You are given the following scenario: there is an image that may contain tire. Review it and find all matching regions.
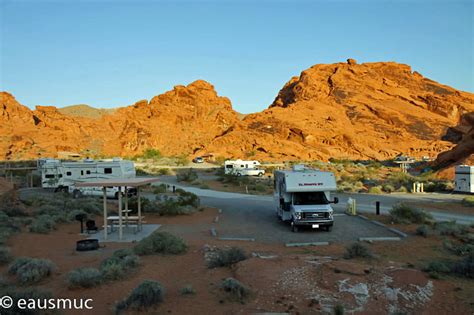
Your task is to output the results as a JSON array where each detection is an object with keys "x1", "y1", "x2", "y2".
[
  {"x1": 291, "y1": 221, "x2": 298, "y2": 233},
  {"x1": 73, "y1": 189, "x2": 82, "y2": 199},
  {"x1": 258, "y1": 172, "x2": 263, "y2": 177},
  {"x1": 236, "y1": 173, "x2": 242, "y2": 177}
]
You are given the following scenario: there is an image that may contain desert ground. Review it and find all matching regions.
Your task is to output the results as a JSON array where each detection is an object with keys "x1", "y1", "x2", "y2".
[{"x1": 0, "y1": 165, "x2": 473, "y2": 315}]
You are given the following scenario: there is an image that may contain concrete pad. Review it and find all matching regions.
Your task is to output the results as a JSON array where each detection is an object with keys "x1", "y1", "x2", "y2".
[
  {"x1": 359, "y1": 237, "x2": 401, "y2": 242},
  {"x1": 89, "y1": 224, "x2": 161, "y2": 243},
  {"x1": 218, "y1": 237, "x2": 255, "y2": 242}
]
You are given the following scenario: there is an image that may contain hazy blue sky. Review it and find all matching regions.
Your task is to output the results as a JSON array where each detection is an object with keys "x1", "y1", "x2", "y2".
[{"x1": 1, "y1": 0, "x2": 472, "y2": 113}]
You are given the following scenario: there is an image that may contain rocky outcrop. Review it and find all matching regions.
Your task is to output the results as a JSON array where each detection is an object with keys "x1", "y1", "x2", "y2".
[{"x1": 1, "y1": 61, "x2": 473, "y2": 164}]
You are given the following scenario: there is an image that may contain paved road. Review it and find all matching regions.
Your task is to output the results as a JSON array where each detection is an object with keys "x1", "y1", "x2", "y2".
[{"x1": 157, "y1": 177, "x2": 474, "y2": 226}]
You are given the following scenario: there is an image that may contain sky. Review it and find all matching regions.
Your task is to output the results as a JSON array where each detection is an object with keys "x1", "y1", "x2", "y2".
[{"x1": 0, "y1": 0, "x2": 472, "y2": 113}]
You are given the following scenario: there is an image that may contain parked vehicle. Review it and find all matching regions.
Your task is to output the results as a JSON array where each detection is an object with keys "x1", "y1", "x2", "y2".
[
  {"x1": 40, "y1": 158, "x2": 136, "y2": 198},
  {"x1": 224, "y1": 159, "x2": 262, "y2": 175},
  {"x1": 455, "y1": 165, "x2": 474, "y2": 193},
  {"x1": 234, "y1": 168, "x2": 265, "y2": 177},
  {"x1": 193, "y1": 156, "x2": 204, "y2": 163},
  {"x1": 274, "y1": 165, "x2": 338, "y2": 232}
]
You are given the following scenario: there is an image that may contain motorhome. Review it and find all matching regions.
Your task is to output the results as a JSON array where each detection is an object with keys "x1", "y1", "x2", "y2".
[
  {"x1": 455, "y1": 165, "x2": 473, "y2": 193},
  {"x1": 274, "y1": 165, "x2": 338, "y2": 232},
  {"x1": 224, "y1": 159, "x2": 264, "y2": 176},
  {"x1": 40, "y1": 158, "x2": 136, "y2": 198}
]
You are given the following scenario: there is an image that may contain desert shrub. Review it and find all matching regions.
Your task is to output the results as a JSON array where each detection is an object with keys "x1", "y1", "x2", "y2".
[
  {"x1": 252, "y1": 184, "x2": 267, "y2": 193},
  {"x1": 180, "y1": 284, "x2": 196, "y2": 295},
  {"x1": 8, "y1": 257, "x2": 56, "y2": 284},
  {"x1": 100, "y1": 249, "x2": 140, "y2": 281},
  {"x1": 29, "y1": 215, "x2": 57, "y2": 234},
  {"x1": 176, "y1": 190, "x2": 200, "y2": 208},
  {"x1": 67, "y1": 267, "x2": 102, "y2": 289},
  {"x1": 451, "y1": 253, "x2": 474, "y2": 278},
  {"x1": 382, "y1": 184, "x2": 395, "y2": 193},
  {"x1": 462, "y1": 196, "x2": 474, "y2": 207},
  {"x1": 220, "y1": 278, "x2": 252, "y2": 303},
  {"x1": 0, "y1": 211, "x2": 21, "y2": 244},
  {"x1": 153, "y1": 184, "x2": 168, "y2": 194},
  {"x1": 396, "y1": 186, "x2": 408, "y2": 193},
  {"x1": 141, "y1": 148, "x2": 162, "y2": 160},
  {"x1": 176, "y1": 169, "x2": 198, "y2": 182},
  {"x1": 127, "y1": 196, "x2": 154, "y2": 213},
  {"x1": 157, "y1": 168, "x2": 171, "y2": 175},
  {"x1": 416, "y1": 225, "x2": 429, "y2": 237},
  {"x1": 0, "y1": 246, "x2": 12, "y2": 265},
  {"x1": 434, "y1": 221, "x2": 468, "y2": 238},
  {"x1": 208, "y1": 247, "x2": 247, "y2": 269},
  {"x1": 343, "y1": 242, "x2": 373, "y2": 259},
  {"x1": 134, "y1": 231, "x2": 187, "y2": 255},
  {"x1": 115, "y1": 280, "x2": 164, "y2": 313},
  {"x1": 386, "y1": 172, "x2": 416, "y2": 189},
  {"x1": 389, "y1": 203, "x2": 432, "y2": 224},
  {"x1": 368, "y1": 186, "x2": 383, "y2": 194},
  {"x1": 334, "y1": 303, "x2": 345, "y2": 315},
  {"x1": 199, "y1": 184, "x2": 210, "y2": 189},
  {"x1": 443, "y1": 240, "x2": 474, "y2": 256}
]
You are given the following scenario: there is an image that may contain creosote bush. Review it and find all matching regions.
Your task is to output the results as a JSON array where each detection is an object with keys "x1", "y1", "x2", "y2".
[
  {"x1": 176, "y1": 169, "x2": 198, "y2": 183},
  {"x1": 220, "y1": 278, "x2": 252, "y2": 303},
  {"x1": 416, "y1": 225, "x2": 429, "y2": 237},
  {"x1": 368, "y1": 186, "x2": 383, "y2": 194},
  {"x1": 100, "y1": 248, "x2": 140, "y2": 281},
  {"x1": 343, "y1": 242, "x2": 373, "y2": 259},
  {"x1": 115, "y1": 280, "x2": 164, "y2": 313},
  {"x1": 462, "y1": 196, "x2": 474, "y2": 207},
  {"x1": 180, "y1": 284, "x2": 196, "y2": 295},
  {"x1": 0, "y1": 246, "x2": 12, "y2": 265},
  {"x1": 8, "y1": 257, "x2": 56, "y2": 284},
  {"x1": 389, "y1": 203, "x2": 432, "y2": 224},
  {"x1": 134, "y1": 231, "x2": 187, "y2": 256},
  {"x1": 207, "y1": 247, "x2": 247, "y2": 268},
  {"x1": 67, "y1": 267, "x2": 102, "y2": 289}
]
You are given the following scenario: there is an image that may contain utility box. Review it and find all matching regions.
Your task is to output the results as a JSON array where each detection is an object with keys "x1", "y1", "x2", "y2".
[{"x1": 455, "y1": 165, "x2": 474, "y2": 193}]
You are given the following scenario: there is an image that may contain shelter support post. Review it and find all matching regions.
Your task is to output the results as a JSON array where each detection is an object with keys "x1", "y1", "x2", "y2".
[
  {"x1": 118, "y1": 186, "x2": 123, "y2": 240},
  {"x1": 103, "y1": 186, "x2": 107, "y2": 240}
]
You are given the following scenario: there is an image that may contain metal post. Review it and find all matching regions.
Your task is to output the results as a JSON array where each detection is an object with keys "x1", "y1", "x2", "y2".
[
  {"x1": 172, "y1": 185, "x2": 176, "y2": 193},
  {"x1": 376, "y1": 201, "x2": 380, "y2": 215},
  {"x1": 124, "y1": 187, "x2": 129, "y2": 228},
  {"x1": 137, "y1": 187, "x2": 141, "y2": 231},
  {"x1": 103, "y1": 187, "x2": 107, "y2": 240},
  {"x1": 118, "y1": 186, "x2": 123, "y2": 240}
]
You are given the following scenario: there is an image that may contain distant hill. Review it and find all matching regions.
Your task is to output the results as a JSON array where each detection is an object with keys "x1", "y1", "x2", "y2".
[{"x1": 58, "y1": 104, "x2": 116, "y2": 119}]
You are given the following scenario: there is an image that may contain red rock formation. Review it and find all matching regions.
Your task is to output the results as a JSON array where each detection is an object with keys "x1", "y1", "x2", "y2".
[{"x1": 1, "y1": 61, "x2": 473, "y2": 164}]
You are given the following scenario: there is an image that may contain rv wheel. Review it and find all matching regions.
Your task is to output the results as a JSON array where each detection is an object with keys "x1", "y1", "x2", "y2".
[
  {"x1": 236, "y1": 173, "x2": 242, "y2": 177},
  {"x1": 291, "y1": 221, "x2": 298, "y2": 233},
  {"x1": 72, "y1": 189, "x2": 82, "y2": 199},
  {"x1": 258, "y1": 172, "x2": 263, "y2": 177}
]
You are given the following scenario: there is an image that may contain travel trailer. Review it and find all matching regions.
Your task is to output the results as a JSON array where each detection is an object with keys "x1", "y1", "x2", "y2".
[
  {"x1": 40, "y1": 158, "x2": 136, "y2": 198},
  {"x1": 274, "y1": 165, "x2": 338, "y2": 232},
  {"x1": 455, "y1": 165, "x2": 473, "y2": 193},
  {"x1": 224, "y1": 159, "x2": 264, "y2": 176}
]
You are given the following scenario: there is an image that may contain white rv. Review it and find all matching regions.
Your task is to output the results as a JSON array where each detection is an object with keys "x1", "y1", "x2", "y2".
[
  {"x1": 274, "y1": 165, "x2": 338, "y2": 232},
  {"x1": 224, "y1": 159, "x2": 264, "y2": 176},
  {"x1": 40, "y1": 158, "x2": 136, "y2": 198},
  {"x1": 455, "y1": 165, "x2": 473, "y2": 193}
]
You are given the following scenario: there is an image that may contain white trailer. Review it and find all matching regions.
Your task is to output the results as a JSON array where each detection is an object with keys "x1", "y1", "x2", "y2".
[
  {"x1": 224, "y1": 159, "x2": 264, "y2": 176},
  {"x1": 455, "y1": 165, "x2": 474, "y2": 193},
  {"x1": 274, "y1": 165, "x2": 338, "y2": 232},
  {"x1": 40, "y1": 158, "x2": 136, "y2": 198}
]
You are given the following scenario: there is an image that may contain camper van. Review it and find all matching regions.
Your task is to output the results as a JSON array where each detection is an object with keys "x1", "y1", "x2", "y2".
[
  {"x1": 274, "y1": 165, "x2": 338, "y2": 232},
  {"x1": 224, "y1": 159, "x2": 265, "y2": 176},
  {"x1": 455, "y1": 165, "x2": 474, "y2": 193},
  {"x1": 40, "y1": 158, "x2": 136, "y2": 198}
]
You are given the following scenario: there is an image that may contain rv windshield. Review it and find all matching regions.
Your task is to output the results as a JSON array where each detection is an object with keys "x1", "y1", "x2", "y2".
[{"x1": 293, "y1": 192, "x2": 329, "y2": 205}]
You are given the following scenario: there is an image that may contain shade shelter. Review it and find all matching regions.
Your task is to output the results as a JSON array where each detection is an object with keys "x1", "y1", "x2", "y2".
[{"x1": 75, "y1": 177, "x2": 160, "y2": 240}]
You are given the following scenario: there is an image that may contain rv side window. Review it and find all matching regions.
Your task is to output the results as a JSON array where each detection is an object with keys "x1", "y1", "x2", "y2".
[
  {"x1": 66, "y1": 172, "x2": 72, "y2": 176},
  {"x1": 241, "y1": 165, "x2": 244, "y2": 168},
  {"x1": 104, "y1": 168, "x2": 113, "y2": 174},
  {"x1": 45, "y1": 174, "x2": 55, "y2": 179},
  {"x1": 226, "y1": 165, "x2": 233, "y2": 169},
  {"x1": 81, "y1": 170, "x2": 84, "y2": 176},
  {"x1": 86, "y1": 170, "x2": 91, "y2": 175},
  {"x1": 59, "y1": 174, "x2": 63, "y2": 178}
]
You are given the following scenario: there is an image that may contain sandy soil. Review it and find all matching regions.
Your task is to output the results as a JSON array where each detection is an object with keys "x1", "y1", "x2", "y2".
[{"x1": 1, "y1": 204, "x2": 473, "y2": 315}]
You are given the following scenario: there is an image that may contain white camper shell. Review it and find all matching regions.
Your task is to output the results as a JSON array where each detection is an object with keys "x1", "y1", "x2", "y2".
[
  {"x1": 224, "y1": 159, "x2": 265, "y2": 177},
  {"x1": 40, "y1": 158, "x2": 136, "y2": 198},
  {"x1": 274, "y1": 165, "x2": 338, "y2": 232},
  {"x1": 455, "y1": 165, "x2": 474, "y2": 193}
]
